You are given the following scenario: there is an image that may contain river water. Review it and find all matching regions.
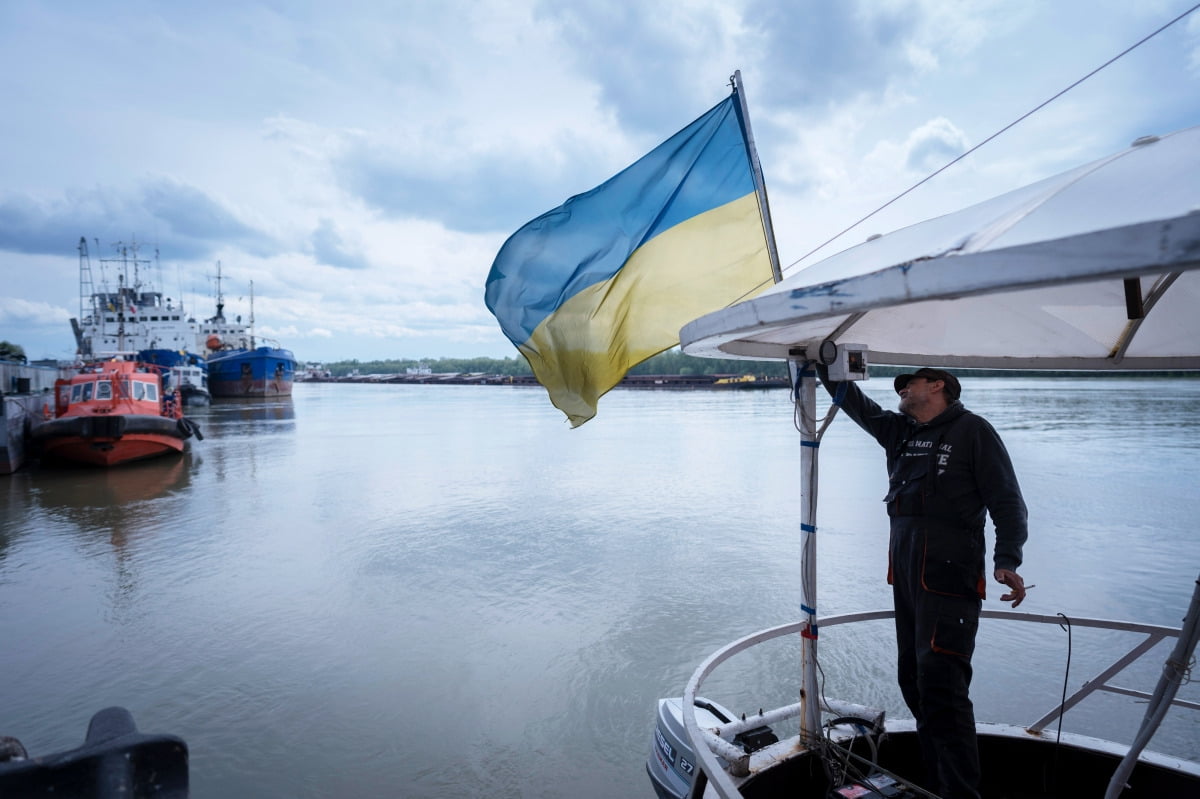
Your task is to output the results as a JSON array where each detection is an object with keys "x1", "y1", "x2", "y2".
[{"x1": 1, "y1": 377, "x2": 1198, "y2": 797}]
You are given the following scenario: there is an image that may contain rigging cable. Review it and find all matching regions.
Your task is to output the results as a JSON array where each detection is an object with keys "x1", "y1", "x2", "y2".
[
  {"x1": 1049, "y1": 612, "x2": 1073, "y2": 795},
  {"x1": 774, "y1": 2, "x2": 1200, "y2": 282},
  {"x1": 1055, "y1": 613, "x2": 1072, "y2": 747},
  {"x1": 792, "y1": 362, "x2": 840, "y2": 438}
]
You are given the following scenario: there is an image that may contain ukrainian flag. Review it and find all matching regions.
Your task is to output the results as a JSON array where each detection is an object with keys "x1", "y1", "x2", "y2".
[{"x1": 485, "y1": 91, "x2": 774, "y2": 427}]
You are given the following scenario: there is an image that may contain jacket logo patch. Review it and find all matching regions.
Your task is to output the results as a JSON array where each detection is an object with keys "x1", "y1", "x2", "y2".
[{"x1": 937, "y1": 443, "x2": 952, "y2": 474}]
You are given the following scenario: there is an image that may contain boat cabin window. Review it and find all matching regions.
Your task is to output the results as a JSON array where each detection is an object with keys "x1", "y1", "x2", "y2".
[
  {"x1": 128, "y1": 380, "x2": 158, "y2": 402},
  {"x1": 81, "y1": 382, "x2": 94, "y2": 402},
  {"x1": 71, "y1": 383, "x2": 83, "y2": 403},
  {"x1": 96, "y1": 380, "x2": 113, "y2": 400}
]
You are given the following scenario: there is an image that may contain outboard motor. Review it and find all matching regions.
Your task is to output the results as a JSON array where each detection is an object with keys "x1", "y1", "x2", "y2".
[{"x1": 647, "y1": 697, "x2": 777, "y2": 799}]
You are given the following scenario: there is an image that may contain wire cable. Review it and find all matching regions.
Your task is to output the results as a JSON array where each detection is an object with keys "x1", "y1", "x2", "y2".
[
  {"x1": 1055, "y1": 613, "x2": 1072, "y2": 747},
  {"x1": 1049, "y1": 612, "x2": 1073, "y2": 795},
  {"x1": 825, "y1": 741, "x2": 944, "y2": 799}
]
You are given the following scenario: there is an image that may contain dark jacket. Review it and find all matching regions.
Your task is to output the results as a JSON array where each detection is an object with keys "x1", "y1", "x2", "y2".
[{"x1": 817, "y1": 367, "x2": 1028, "y2": 587}]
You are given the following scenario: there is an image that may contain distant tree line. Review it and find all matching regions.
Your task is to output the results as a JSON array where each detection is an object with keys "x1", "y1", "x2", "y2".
[
  {"x1": 315, "y1": 350, "x2": 1195, "y2": 381},
  {"x1": 318, "y1": 348, "x2": 791, "y2": 378},
  {"x1": 0, "y1": 340, "x2": 27, "y2": 363}
]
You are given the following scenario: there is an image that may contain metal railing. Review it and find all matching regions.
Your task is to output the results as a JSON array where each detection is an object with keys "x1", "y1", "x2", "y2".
[{"x1": 682, "y1": 609, "x2": 1194, "y2": 799}]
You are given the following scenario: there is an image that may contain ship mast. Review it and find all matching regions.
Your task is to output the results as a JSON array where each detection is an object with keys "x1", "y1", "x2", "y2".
[
  {"x1": 74, "y1": 237, "x2": 96, "y2": 358},
  {"x1": 78, "y1": 238, "x2": 94, "y2": 325},
  {"x1": 91, "y1": 240, "x2": 149, "y2": 359},
  {"x1": 97, "y1": 240, "x2": 150, "y2": 355},
  {"x1": 212, "y1": 261, "x2": 225, "y2": 323},
  {"x1": 249, "y1": 280, "x2": 256, "y2": 348},
  {"x1": 116, "y1": 273, "x2": 127, "y2": 354}
]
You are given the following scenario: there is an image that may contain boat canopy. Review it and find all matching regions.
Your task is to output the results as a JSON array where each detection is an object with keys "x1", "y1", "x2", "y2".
[{"x1": 681, "y1": 125, "x2": 1200, "y2": 371}]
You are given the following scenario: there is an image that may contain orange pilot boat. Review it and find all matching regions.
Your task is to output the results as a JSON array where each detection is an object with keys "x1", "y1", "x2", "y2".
[{"x1": 34, "y1": 358, "x2": 203, "y2": 467}]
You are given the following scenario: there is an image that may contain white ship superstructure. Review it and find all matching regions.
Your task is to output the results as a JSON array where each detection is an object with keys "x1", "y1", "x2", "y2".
[{"x1": 70, "y1": 237, "x2": 197, "y2": 358}]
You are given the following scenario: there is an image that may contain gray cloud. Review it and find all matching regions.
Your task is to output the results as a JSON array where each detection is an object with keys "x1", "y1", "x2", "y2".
[
  {"x1": 140, "y1": 178, "x2": 279, "y2": 258},
  {"x1": 0, "y1": 178, "x2": 278, "y2": 261},
  {"x1": 534, "y1": 0, "x2": 728, "y2": 135},
  {"x1": 310, "y1": 218, "x2": 370, "y2": 270},
  {"x1": 747, "y1": 0, "x2": 921, "y2": 108},
  {"x1": 333, "y1": 134, "x2": 606, "y2": 233}
]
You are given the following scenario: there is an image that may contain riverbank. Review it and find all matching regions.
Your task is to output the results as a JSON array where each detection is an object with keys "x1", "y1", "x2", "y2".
[
  {"x1": 300, "y1": 372, "x2": 792, "y2": 389},
  {"x1": 298, "y1": 367, "x2": 1199, "y2": 389}
]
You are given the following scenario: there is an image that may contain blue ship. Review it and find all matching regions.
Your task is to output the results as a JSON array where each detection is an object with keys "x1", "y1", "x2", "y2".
[
  {"x1": 205, "y1": 346, "x2": 295, "y2": 397},
  {"x1": 198, "y1": 263, "x2": 296, "y2": 397}
]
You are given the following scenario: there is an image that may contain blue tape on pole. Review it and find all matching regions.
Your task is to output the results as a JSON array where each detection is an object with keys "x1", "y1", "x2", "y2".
[
  {"x1": 801, "y1": 440, "x2": 819, "y2": 448},
  {"x1": 801, "y1": 604, "x2": 816, "y2": 615},
  {"x1": 801, "y1": 523, "x2": 816, "y2": 533}
]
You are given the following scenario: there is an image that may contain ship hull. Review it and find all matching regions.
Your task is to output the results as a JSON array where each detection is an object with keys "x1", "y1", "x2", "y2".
[
  {"x1": 207, "y1": 347, "x2": 296, "y2": 397},
  {"x1": 34, "y1": 414, "x2": 188, "y2": 467}
]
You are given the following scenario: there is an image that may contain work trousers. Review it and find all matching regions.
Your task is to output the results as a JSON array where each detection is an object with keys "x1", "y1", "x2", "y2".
[{"x1": 890, "y1": 521, "x2": 983, "y2": 799}]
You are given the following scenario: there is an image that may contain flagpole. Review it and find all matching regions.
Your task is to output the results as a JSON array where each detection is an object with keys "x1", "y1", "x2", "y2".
[
  {"x1": 731, "y1": 70, "x2": 783, "y2": 284},
  {"x1": 733, "y1": 70, "x2": 820, "y2": 745},
  {"x1": 735, "y1": 65, "x2": 824, "y2": 749}
]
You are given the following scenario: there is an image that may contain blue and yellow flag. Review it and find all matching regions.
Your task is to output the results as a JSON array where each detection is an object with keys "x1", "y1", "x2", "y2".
[{"x1": 485, "y1": 91, "x2": 773, "y2": 427}]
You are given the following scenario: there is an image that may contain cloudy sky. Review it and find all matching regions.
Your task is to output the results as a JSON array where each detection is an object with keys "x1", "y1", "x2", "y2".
[{"x1": 2, "y1": 1, "x2": 1198, "y2": 364}]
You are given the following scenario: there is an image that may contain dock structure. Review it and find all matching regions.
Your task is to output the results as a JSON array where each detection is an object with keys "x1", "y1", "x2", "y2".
[
  {"x1": 1, "y1": 360, "x2": 73, "y2": 474},
  {"x1": 0, "y1": 395, "x2": 50, "y2": 474}
]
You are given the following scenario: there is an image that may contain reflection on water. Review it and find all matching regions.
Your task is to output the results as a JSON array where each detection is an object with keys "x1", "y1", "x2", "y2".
[
  {"x1": 3, "y1": 454, "x2": 192, "y2": 554},
  {"x1": 35, "y1": 454, "x2": 191, "y2": 513},
  {"x1": 187, "y1": 396, "x2": 296, "y2": 483},
  {"x1": 203, "y1": 396, "x2": 296, "y2": 428},
  {"x1": 0, "y1": 379, "x2": 1196, "y2": 798},
  {"x1": 19, "y1": 454, "x2": 197, "y2": 628}
]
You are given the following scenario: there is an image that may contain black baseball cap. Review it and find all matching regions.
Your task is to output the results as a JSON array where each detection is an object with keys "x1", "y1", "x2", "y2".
[{"x1": 894, "y1": 367, "x2": 961, "y2": 401}]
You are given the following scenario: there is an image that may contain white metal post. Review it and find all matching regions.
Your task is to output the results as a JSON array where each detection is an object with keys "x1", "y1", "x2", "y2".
[{"x1": 793, "y1": 361, "x2": 822, "y2": 744}]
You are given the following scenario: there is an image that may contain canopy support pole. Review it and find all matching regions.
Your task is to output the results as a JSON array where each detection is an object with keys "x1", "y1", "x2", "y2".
[
  {"x1": 791, "y1": 358, "x2": 822, "y2": 744},
  {"x1": 1110, "y1": 271, "x2": 1182, "y2": 364},
  {"x1": 1103, "y1": 573, "x2": 1200, "y2": 799}
]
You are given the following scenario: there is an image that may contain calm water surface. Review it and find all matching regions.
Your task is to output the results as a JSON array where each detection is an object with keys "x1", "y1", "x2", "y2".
[{"x1": 2, "y1": 378, "x2": 1198, "y2": 797}]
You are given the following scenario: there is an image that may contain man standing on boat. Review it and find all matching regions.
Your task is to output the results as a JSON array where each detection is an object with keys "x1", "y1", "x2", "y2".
[{"x1": 816, "y1": 364, "x2": 1028, "y2": 799}]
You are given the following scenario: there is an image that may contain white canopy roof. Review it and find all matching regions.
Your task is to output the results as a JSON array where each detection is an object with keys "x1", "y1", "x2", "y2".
[{"x1": 681, "y1": 126, "x2": 1200, "y2": 371}]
